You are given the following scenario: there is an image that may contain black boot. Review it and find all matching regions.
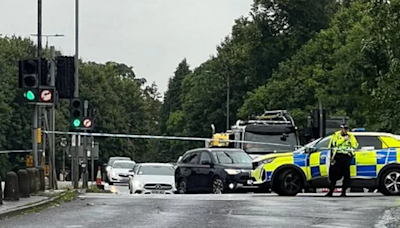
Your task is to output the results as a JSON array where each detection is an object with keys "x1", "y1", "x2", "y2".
[{"x1": 340, "y1": 189, "x2": 347, "y2": 197}]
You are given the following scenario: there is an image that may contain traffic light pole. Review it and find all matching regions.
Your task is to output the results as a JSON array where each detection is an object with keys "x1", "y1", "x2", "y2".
[
  {"x1": 32, "y1": 0, "x2": 43, "y2": 168},
  {"x1": 73, "y1": 0, "x2": 80, "y2": 190},
  {"x1": 49, "y1": 46, "x2": 57, "y2": 189},
  {"x1": 82, "y1": 100, "x2": 88, "y2": 189}
]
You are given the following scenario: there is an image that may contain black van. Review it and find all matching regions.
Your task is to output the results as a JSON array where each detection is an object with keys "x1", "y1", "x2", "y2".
[{"x1": 175, "y1": 148, "x2": 254, "y2": 194}]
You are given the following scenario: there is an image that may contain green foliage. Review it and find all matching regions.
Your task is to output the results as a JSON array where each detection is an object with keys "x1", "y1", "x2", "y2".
[
  {"x1": 159, "y1": 0, "x2": 339, "y2": 142},
  {"x1": 241, "y1": 0, "x2": 400, "y2": 133},
  {"x1": 0, "y1": 36, "x2": 162, "y2": 177}
]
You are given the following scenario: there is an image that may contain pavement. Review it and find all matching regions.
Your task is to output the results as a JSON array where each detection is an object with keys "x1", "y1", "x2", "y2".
[
  {"x1": 1, "y1": 184, "x2": 400, "y2": 228},
  {"x1": 0, "y1": 180, "x2": 73, "y2": 220}
]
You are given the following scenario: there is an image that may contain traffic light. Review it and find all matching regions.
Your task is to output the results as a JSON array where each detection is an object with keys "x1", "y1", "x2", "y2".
[
  {"x1": 70, "y1": 98, "x2": 83, "y2": 129},
  {"x1": 310, "y1": 109, "x2": 326, "y2": 138},
  {"x1": 19, "y1": 58, "x2": 50, "y2": 104},
  {"x1": 19, "y1": 59, "x2": 39, "y2": 89},
  {"x1": 56, "y1": 56, "x2": 75, "y2": 99},
  {"x1": 18, "y1": 58, "x2": 48, "y2": 88},
  {"x1": 21, "y1": 87, "x2": 55, "y2": 104}
]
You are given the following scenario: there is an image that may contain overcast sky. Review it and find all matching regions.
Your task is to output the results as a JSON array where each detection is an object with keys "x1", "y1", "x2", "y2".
[{"x1": 0, "y1": 0, "x2": 252, "y2": 94}]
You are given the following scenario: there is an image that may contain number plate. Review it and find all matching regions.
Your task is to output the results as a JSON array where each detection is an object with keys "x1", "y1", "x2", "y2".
[{"x1": 151, "y1": 190, "x2": 165, "y2": 194}]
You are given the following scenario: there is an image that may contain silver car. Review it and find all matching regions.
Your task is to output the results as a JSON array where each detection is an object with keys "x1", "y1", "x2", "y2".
[
  {"x1": 108, "y1": 160, "x2": 136, "y2": 185},
  {"x1": 129, "y1": 163, "x2": 176, "y2": 194}
]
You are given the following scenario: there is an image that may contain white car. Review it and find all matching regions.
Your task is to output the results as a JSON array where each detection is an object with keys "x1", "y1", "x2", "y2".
[
  {"x1": 104, "y1": 157, "x2": 132, "y2": 182},
  {"x1": 129, "y1": 163, "x2": 176, "y2": 194},
  {"x1": 108, "y1": 160, "x2": 136, "y2": 185}
]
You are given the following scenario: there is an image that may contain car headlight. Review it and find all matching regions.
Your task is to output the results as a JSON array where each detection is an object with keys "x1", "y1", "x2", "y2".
[
  {"x1": 225, "y1": 169, "x2": 242, "y2": 175},
  {"x1": 135, "y1": 181, "x2": 144, "y2": 189},
  {"x1": 256, "y1": 158, "x2": 276, "y2": 167},
  {"x1": 110, "y1": 170, "x2": 117, "y2": 177}
]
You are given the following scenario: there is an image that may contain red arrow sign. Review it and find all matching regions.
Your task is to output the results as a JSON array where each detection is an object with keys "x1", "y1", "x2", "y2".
[{"x1": 83, "y1": 119, "x2": 92, "y2": 128}]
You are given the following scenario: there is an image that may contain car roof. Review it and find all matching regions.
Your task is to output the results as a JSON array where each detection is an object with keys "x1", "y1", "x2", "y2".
[
  {"x1": 351, "y1": 132, "x2": 398, "y2": 137},
  {"x1": 113, "y1": 160, "x2": 135, "y2": 164},
  {"x1": 138, "y1": 163, "x2": 173, "y2": 167},
  {"x1": 108, "y1": 157, "x2": 131, "y2": 162},
  {"x1": 326, "y1": 131, "x2": 400, "y2": 139},
  {"x1": 183, "y1": 148, "x2": 245, "y2": 155}
]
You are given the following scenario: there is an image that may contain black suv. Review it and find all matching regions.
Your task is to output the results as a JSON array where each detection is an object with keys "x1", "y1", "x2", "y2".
[{"x1": 175, "y1": 148, "x2": 254, "y2": 194}]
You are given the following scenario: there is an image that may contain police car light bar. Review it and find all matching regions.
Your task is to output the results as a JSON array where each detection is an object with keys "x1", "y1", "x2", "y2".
[{"x1": 352, "y1": 128, "x2": 366, "y2": 132}]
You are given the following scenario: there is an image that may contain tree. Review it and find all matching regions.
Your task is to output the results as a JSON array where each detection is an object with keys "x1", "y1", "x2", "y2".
[
  {"x1": 159, "y1": 59, "x2": 194, "y2": 162},
  {"x1": 176, "y1": 0, "x2": 339, "y2": 139},
  {"x1": 240, "y1": 0, "x2": 398, "y2": 133}
]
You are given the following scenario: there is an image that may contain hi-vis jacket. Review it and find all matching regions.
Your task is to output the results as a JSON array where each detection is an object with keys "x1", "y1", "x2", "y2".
[{"x1": 329, "y1": 131, "x2": 359, "y2": 156}]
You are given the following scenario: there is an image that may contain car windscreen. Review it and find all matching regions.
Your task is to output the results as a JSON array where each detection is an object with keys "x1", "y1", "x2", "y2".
[
  {"x1": 244, "y1": 132, "x2": 297, "y2": 153},
  {"x1": 108, "y1": 158, "x2": 130, "y2": 165},
  {"x1": 137, "y1": 165, "x2": 174, "y2": 176},
  {"x1": 212, "y1": 151, "x2": 252, "y2": 164},
  {"x1": 112, "y1": 162, "x2": 135, "y2": 169}
]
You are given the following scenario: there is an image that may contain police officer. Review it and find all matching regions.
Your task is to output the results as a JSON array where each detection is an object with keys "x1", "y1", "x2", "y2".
[{"x1": 326, "y1": 124, "x2": 359, "y2": 197}]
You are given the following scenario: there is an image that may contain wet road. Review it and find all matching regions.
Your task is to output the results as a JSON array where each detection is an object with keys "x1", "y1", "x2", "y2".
[{"x1": 1, "y1": 184, "x2": 400, "y2": 228}]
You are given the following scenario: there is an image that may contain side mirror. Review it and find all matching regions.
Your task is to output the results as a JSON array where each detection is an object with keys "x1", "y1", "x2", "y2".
[
  {"x1": 201, "y1": 160, "x2": 211, "y2": 165},
  {"x1": 305, "y1": 147, "x2": 316, "y2": 153}
]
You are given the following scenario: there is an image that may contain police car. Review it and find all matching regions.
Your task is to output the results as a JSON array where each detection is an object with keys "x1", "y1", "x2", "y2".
[{"x1": 251, "y1": 129, "x2": 400, "y2": 196}]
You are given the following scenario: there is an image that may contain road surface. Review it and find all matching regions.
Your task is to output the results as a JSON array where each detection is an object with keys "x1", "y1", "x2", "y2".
[{"x1": 1, "y1": 184, "x2": 400, "y2": 228}]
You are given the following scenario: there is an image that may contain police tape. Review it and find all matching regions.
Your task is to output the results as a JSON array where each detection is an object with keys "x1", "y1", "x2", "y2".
[{"x1": 42, "y1": 130, "x2": 292, "y2": 147}]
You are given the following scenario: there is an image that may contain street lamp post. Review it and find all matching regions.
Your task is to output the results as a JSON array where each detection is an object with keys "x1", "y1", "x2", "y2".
[
  {"x1": 30, "y1": 34, "x2": 65, "y2": 48},
  {"x1": 226, "y1": 74, "x2": 230, "y2": 131},
  {"x1": 205, "y1": 70, "x2": 230, "y2": 131}
]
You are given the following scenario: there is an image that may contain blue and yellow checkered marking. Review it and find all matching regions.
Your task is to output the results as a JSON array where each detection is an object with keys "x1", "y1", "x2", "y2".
[
  {"x1": 293, "y1": 153, "x2": 307, "y2": 167},
  {"x1": 356, "y1": 165, "x2": 376, "y2": 177},
  {"x1": 253, "y1": 146, "x2": 400, "y2": 183},
  {"x1": 266, "y1": 171, "x2": 272, "y2": 181}
]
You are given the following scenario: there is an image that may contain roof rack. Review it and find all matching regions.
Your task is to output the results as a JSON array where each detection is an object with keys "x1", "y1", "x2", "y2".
[{"x1": 236, "y1": 110, "x2": 295, "y2": 126}]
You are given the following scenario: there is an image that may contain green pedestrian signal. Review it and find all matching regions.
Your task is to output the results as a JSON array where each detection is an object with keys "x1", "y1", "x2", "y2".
[
  {"x1": 25, "y1": 90, "x2": 35, "y2": 101},
  {"x1": 73, "y1": 119, "x2": 81, "y2": 127}
]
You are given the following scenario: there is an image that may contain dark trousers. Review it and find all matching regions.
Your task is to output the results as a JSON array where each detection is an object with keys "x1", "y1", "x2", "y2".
[{"x1": 328, "y1": 153, "x2": 352, "y2": 192}]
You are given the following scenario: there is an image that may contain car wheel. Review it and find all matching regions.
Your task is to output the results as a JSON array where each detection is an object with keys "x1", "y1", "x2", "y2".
[
  {"x1": 379, "y1": 168, "x2": 400, "y2": 196},
  {"x1": 177, "y1": 179, "x2": 188, "y2": 194},
  {"x1": 274, "y1": 169, "x2": 302, "y2": 196},
  {"x1": 212, "y1": 177, "x2": 224, "y2": 194}
]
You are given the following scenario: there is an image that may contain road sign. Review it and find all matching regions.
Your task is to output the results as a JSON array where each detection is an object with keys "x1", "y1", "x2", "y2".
[
  {"x1": 83, "y1": 118, "x2": 92, "y2": 128},
  {"x1": 40, "y1": 89, "x2": 52, "y2": 102},
  {"x1": 60, "y1": 138, "x2": 67, "y2": 147},
  {"x1": 26, "y1": 155, "x2": 33, "y2": 167},
  {"x1": 45, "y1": 165, "x2": 50, "y2": 176}
]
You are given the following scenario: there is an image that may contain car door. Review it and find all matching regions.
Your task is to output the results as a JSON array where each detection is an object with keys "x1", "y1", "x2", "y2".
[
  {"x1": 308, "y1": 136, "x2": 331, "y2": 181},
  {"x1": 197, "y1": 151, "x2": 213, "y2": 192},
  {"x1": 185, "y1": 152, "x2": 201, "y2": 191},
  {"x1": 177, "y1": 152, "x2": 197, "y2": 190},
  {"x1": 353, "y1": 135, "x2": 388, "y2": 178}
]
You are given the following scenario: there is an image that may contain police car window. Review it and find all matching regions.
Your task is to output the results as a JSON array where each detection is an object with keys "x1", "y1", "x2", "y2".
[
  {"x1": 314, "y1": 136, "x2": 331, "y2": 150},
  {"x1": 355, "y1": 136, "x2": 383, "y2": 149}
]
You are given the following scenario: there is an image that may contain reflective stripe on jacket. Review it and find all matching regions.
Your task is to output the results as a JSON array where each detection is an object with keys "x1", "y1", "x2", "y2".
[{"x1": 328, "y1": 131, "x2": 359, "y2": 156}]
